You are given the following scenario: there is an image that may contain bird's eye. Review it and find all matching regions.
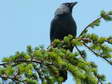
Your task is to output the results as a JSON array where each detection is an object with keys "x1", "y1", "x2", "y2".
[{"x1": 66, "y1": 3, "x2": 70, "y2": 7}]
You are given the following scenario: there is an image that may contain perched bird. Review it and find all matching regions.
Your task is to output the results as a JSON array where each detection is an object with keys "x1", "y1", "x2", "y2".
[
  {"x1": 50, "y1": 2, "x2": 77, "y2": 52},
  {"x1": 50, "y1": 2, "x2": 77, "y2": 81}
]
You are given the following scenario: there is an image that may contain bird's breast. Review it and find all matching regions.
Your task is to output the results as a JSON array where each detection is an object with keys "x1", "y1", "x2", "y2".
[
  {"x1": 55, "y1": 16, "x2": 76, "y2": 34},
  {"x1": 50, "y1": 15, "x2": 77, "y2": 41}
]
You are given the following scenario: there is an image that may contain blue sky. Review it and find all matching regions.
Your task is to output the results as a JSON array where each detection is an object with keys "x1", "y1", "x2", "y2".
[{"x1": 0, "y1": 0, "x2": 112, "y2": 84}]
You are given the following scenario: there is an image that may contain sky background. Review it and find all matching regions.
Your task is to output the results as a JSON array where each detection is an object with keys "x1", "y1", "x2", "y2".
[{"x1": 0, "y1": 0, "x2": 112, "y2": 84}]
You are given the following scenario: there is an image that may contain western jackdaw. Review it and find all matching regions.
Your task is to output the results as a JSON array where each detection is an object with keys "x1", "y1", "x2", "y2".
[{"x1": 50, "y1": 2, "x2": 77, "y2": 81}]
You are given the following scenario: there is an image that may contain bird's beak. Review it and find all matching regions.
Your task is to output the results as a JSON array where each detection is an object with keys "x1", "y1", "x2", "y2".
[{"x1": 71, "y1": 2, "x2": 78, "y2": 7}]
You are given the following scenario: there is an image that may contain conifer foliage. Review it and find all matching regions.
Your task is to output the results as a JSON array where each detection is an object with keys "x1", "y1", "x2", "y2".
[{"x1": 0, "y1": 11, "x2": 112, "y2": 84}]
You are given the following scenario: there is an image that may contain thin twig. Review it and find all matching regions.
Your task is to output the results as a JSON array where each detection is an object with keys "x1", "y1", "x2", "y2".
[
  {"x1": 94, "y1": 73, "x2": 103, "y2": 84},
  {"x1": 0, "y1": 60, "x2": 53, "y2": 67},
  {"x1": 79, "y1": 17, "x2": 102, "y2": 37},
  {"x1": 14, "y1": 60, "x2": 42, "y2": 64},
  {"x1": 74, "y1": 45, "x2": 85, "y2": 59},
  {"x1": 83, "y1": 43, "x2": 112, "y2": 65},
  {"x1": 0, "y1": 63, "x2": 7, "y2": 66},
  {"x1": 0, "y1": 75, "x2": 24, "y2": 83}
]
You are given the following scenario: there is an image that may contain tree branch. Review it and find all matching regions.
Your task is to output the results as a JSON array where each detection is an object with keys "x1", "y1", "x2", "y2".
[
  {"x1": 74, "y1": 45, "x2": 85, "y2": 60},
  {"x1": 83, "y1": 43, "x2": 112, "y2": 65},
  {"x1": 78, "y1": 17, "x2": 102, "y2": 37},
  {"x1": 0, "y1": 59, "x2": 53, "y2": 67},
  {"x1": 94, "y1": 73, "x2": 103, "y2": 84}
]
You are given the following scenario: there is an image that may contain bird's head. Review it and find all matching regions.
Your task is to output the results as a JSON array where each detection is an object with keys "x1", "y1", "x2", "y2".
[{"x1": 55, "y1": 2, "x2": 77, "y2": 16}]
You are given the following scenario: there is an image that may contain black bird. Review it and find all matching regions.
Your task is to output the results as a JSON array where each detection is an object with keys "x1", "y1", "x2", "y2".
[
  {"x1": 50, "y1": 2, "x2": 77, "y2": 81},
  {"x1": 50, "y1": 2, "x2": 77, "y2": 51}
]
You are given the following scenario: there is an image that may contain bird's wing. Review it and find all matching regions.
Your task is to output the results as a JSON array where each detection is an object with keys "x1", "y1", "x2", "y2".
[
  {"x1": 50, "y1": 17, "x2": 63, "y2": 42},
  {"x1": 50, "y1": 18, "x2": 57, "y2": 42}
]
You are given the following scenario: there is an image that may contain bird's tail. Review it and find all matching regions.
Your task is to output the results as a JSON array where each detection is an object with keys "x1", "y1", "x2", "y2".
[
  {"x1": 64, "y1": 46, "x2": 74, "y2": 52},
  {"x1": 59, "y1": 69, "x2": 67, "y2": 82}
]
